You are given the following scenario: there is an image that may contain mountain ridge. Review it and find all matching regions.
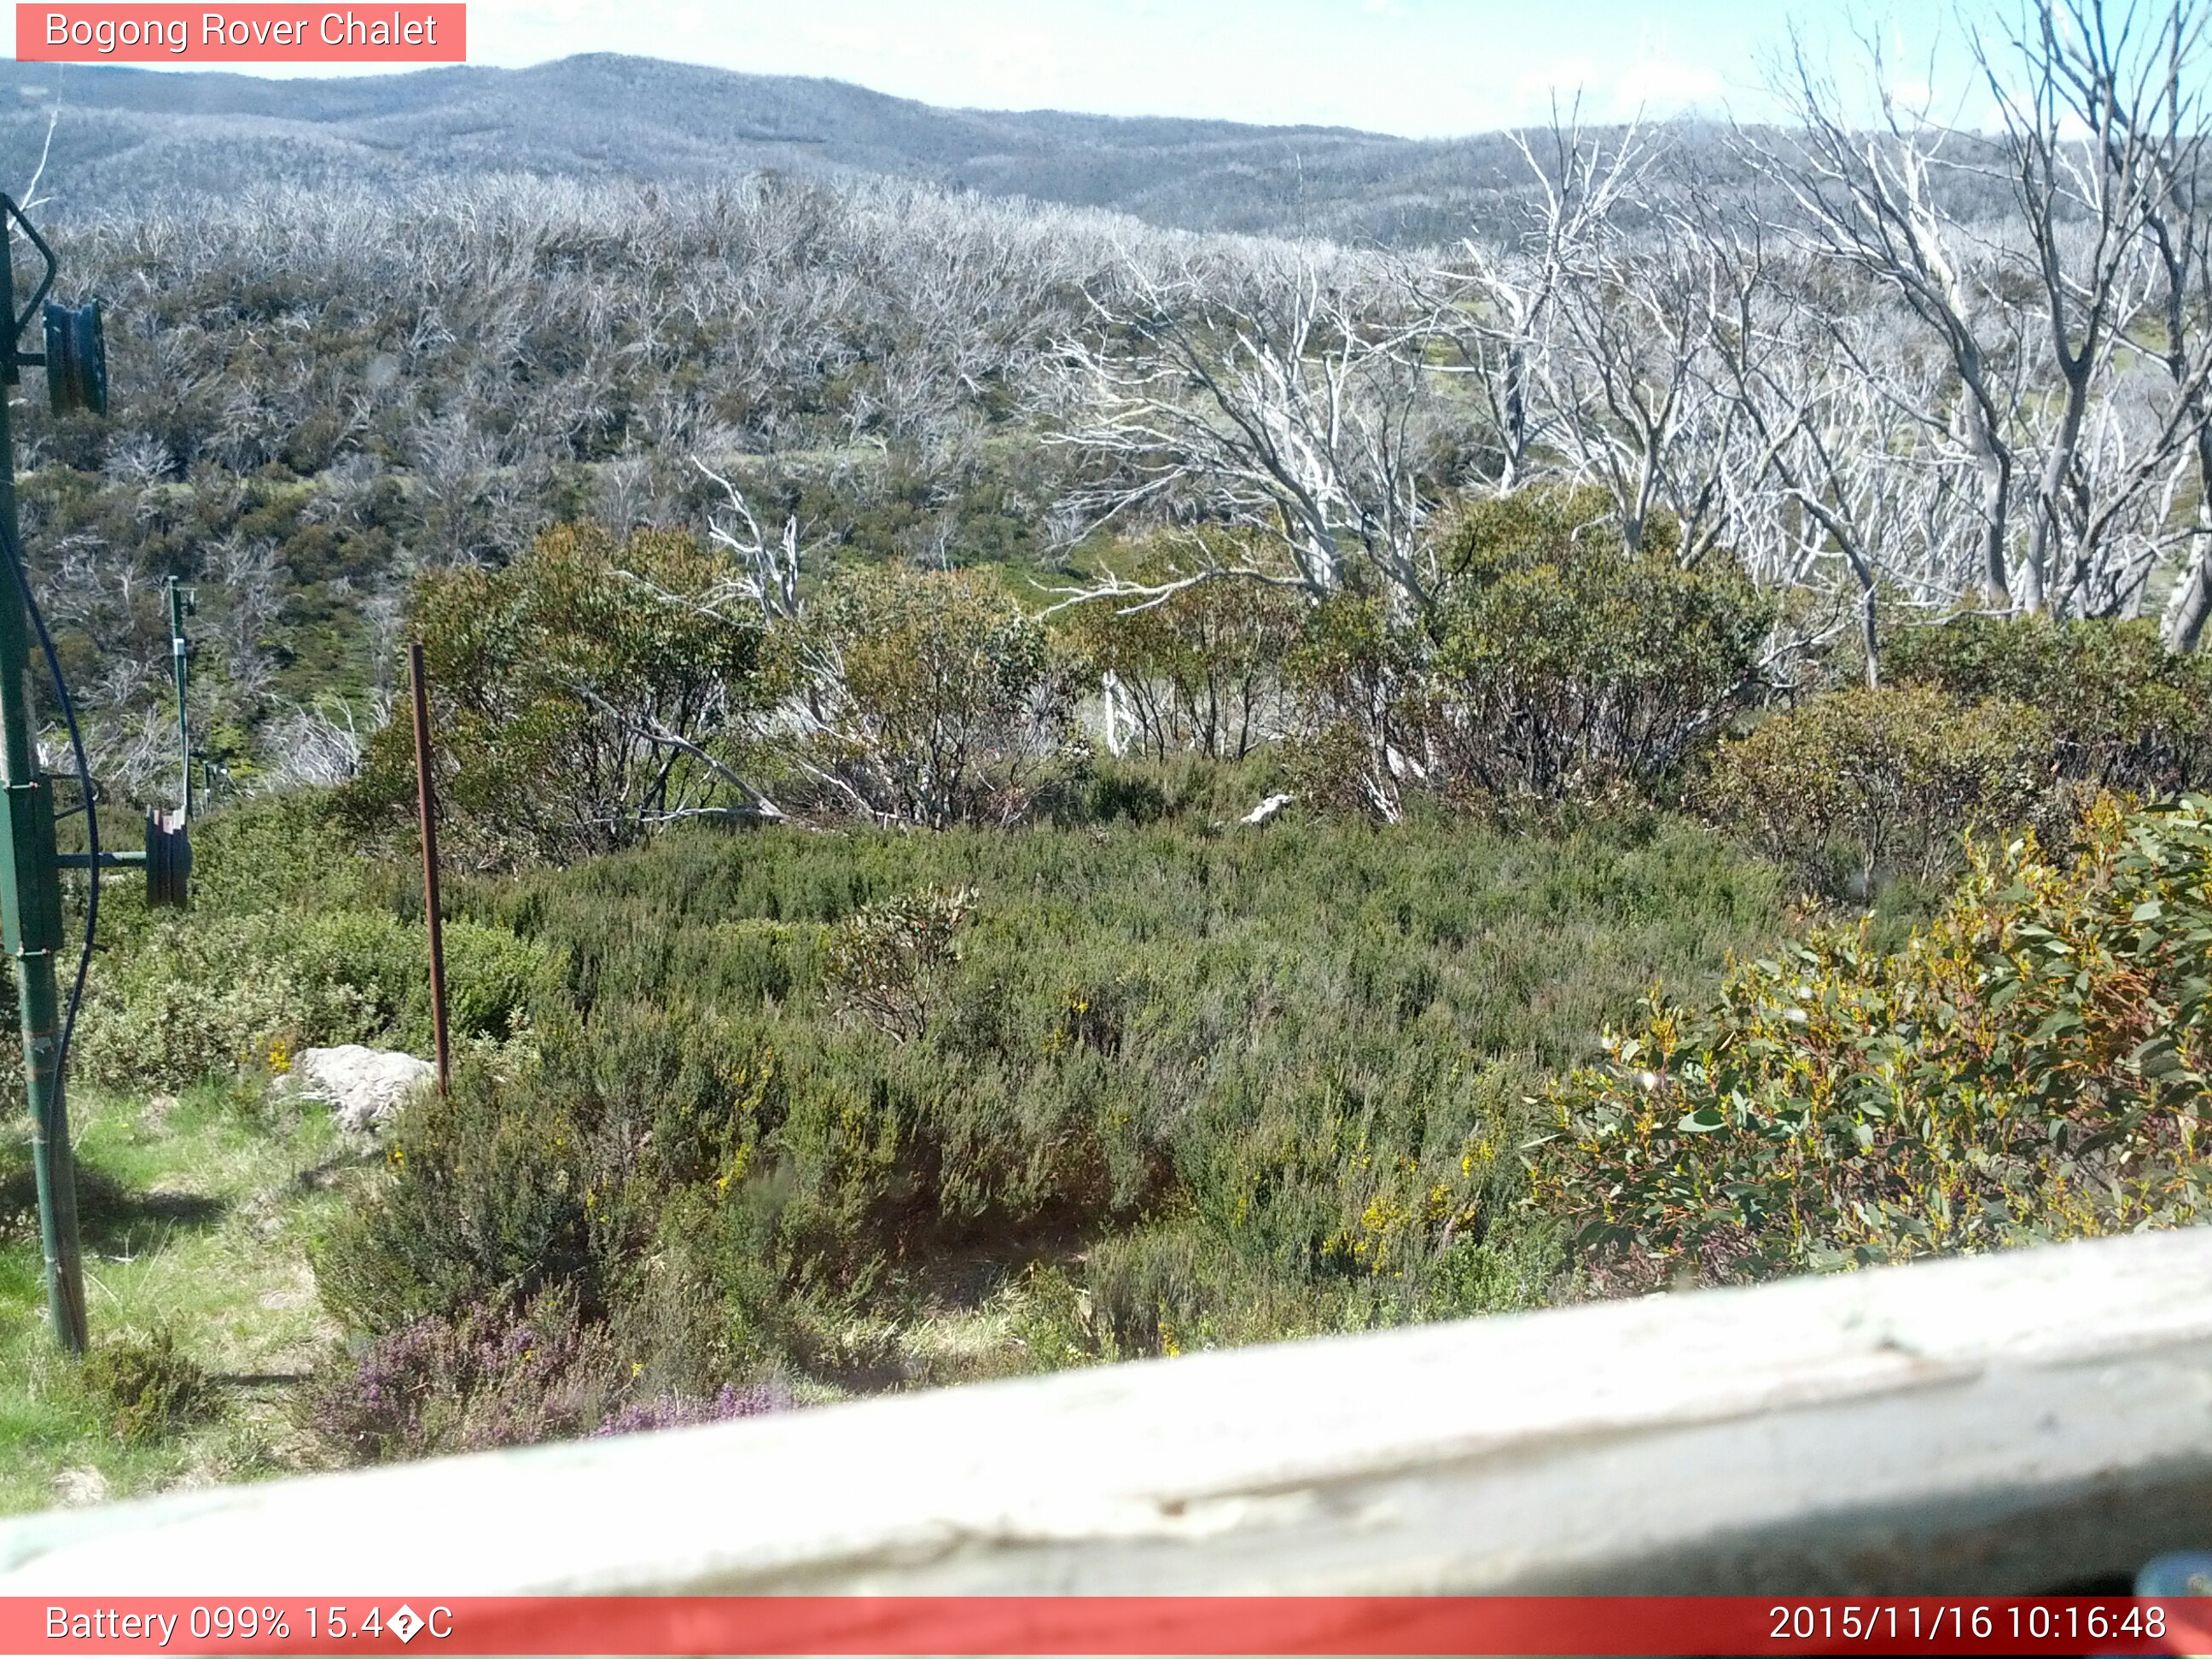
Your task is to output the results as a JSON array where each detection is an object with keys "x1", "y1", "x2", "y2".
[{"x1": 0, "y1": 52, "x2": 1544, "y2": 243}]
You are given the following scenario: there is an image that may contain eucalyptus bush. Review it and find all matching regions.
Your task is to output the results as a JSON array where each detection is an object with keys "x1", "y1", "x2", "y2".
[
  {"x1": 791, "y1": 566, "x2": 1080, "y2": 828},
  {"x1": 1276, "y1": 489, "x2": 1776, "y2": 817},
  {"x1": 1885, "y1": 614, "x2": 2212, "y2": 795},
  {"x1": 1706, "y1": 685, "x2": 2055, "y2": 893},
  {"x1": 1056, "y1": 538, "x2": 1302, "y2": 761},
  {"x1": 345, "y1": 522, "x2": 782, "y2": 867},
  {"x1": 824, "y1": 886, "x2": 976, "y2": 1039},
  {"x1": 1417, "y1": 489, "x2": 1775, "y2": 801},
  {"x1": 1535, "y1": 795, "x2": 2212, "y2": 1294}
]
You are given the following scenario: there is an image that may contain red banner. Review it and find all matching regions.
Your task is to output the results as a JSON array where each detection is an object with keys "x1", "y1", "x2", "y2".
[
  {"x1": 3, "y1": 1596, "x2": 2208, "y2": 1656},
  {"x1": 15, "y1": 5, "x2": 465, "y2": 63}
]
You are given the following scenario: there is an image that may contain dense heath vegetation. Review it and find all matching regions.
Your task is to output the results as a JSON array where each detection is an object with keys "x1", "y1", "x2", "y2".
[
  {"x1": 8, "y1": 501, "x2": 2204, "y2": 1479},
  {"x1": 7, "y1": 0, "x2": 2212, "y2": 1495}
]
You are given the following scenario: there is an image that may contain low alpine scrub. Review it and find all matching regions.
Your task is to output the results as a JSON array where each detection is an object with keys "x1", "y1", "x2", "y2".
[
  {"x1": 1535, "y1": 795, "x2": 2212, "y2": 1294},
  {"x1": 1705, "y1": 684, "x2": 2055, "y2": 894},
  {"x1": 317, "y1": 791, "x2": 1788, "y2": 1387}
]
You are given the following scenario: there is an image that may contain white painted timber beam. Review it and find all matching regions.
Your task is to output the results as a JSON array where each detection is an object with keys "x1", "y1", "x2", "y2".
[{"x1": 3, "y1": 1228, "x2": 2210, "y2": 1594}]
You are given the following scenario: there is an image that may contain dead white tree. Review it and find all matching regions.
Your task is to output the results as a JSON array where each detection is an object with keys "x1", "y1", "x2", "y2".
[
  {"x1": 1540, "y1": 193, "x2": 1799, "y2": 564},
  {"x1": 1974, "y1": 0, "x2": 2202, "y2": 621},
  {"x1": 2101, "y1": 0, "x2": 2212, "y2": 647},
  {"x1": 1749, "y1": 3, "x2": 2212, "y2": 637},
  {"x1": 1049, "y1": 244, "x2": 1452, "y2": 622},
  {"x1": 693, "y1": 459, "x2": 803, "y2": 626},
  {"x1": 1754, "y1": 29, "x2": 2031, "y2": 611},
  {"x1": 259, "y1": 690, "x2": 392, "y2": 790},
  {"x1": 1450, "y1": 106, "x2": 1652, "y2": 495}
]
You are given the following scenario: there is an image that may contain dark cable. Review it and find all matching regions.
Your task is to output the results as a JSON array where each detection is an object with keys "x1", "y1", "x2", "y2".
[{"x1": 0, "y1": 515, "x2": 96, "y2": 1081}]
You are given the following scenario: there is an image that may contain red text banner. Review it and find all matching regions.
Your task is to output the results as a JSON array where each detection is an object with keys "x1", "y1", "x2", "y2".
[
  {"x1": 15, "y1": 6, "x2": 465, "y2": 62},
  {"x1": 3, "y1": 1596, "x2": 2209, "y2": 1656}
]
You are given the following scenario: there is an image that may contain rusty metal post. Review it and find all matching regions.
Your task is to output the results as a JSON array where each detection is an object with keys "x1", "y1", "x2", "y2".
[{"x1": 408, "y1": 643, "x2": 451, "y2": 1095}]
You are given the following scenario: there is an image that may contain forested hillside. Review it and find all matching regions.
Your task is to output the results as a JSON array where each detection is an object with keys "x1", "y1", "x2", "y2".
[{"x1": 0, "y1": 54, "x2": 1565, "y2": 242}]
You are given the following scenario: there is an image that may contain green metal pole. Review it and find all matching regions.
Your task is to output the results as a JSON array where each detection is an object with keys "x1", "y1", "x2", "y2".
[{"x1": 0, "y1": 217, "x2": 86, "y2": 1355}]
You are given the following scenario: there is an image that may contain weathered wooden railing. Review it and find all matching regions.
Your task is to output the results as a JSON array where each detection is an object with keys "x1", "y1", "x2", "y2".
[{"x1": 3, "y1": 1228, "x2": 2210, "y2": 1594}]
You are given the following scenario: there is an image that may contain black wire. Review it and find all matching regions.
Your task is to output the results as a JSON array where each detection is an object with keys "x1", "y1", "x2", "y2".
[{"x1": 0, "y1": 515, "x2": 96, "y2": 1082}]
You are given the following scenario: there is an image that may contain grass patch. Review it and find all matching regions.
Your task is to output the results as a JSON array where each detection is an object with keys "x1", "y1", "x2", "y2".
[{"x1": 0, "y1": 1082, "x2": 352, "y2": 1515}]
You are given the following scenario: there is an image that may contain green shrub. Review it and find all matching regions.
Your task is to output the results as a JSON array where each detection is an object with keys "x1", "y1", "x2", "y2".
[
  {"x1": 344, "y1": 522, "x2": 782, "y2": 867},
  {"x1": 791, "y1": 565, "x2": 1080, "y2": 828},
  {"x1": 77, "y1": 906, "x2": 550, "y2": 1091},
  {"x1": 1283, "y1": 597, "x2": 1418, "y2": 819},
  {"x1": 1057, "y1": 538, "x2": 1301, "y2": 761},
  {"x1": 824, "y1": 887, "x2": 975, "y2": 1039},
  {"x1": 179, "y1": 791, "x2": 391, "y2": 919},
  {"x1": 316, "y1": 1068, "x2": 602, "y2": 1334},
  {"x1": 1707, "y1": 685, "x2": 2055, "y2": 891},
  {"x1": 1003, "y1": 1264, "x2": 1102, "y2": 1371},
  {"x1": 76, "y1": 952, "x2": 323, "y2": 1091},
  {"x1": 1417, "y1": 488, "x2": 1776, "y2": 802},
  {"x1": 79, "y1": 1330, "x2": 217, "y2": 1443},
  {"x1": 1535, "y1": 794, "x2": 2212, "y2": 1293},
  {"x1": 1884, "y1": 614, "x2": 2212, "y2": 794}
]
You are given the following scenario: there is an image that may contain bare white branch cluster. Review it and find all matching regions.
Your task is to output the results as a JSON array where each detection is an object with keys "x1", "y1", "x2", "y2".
[{"x1": 1046, "y1": 0, "x2": 2212, "y2": 672}]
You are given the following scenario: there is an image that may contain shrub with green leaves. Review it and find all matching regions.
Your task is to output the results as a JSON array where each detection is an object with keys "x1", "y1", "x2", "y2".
[
  {"x1": 1283, "y1": 596, "x2": 1421, "y2": 818},
  {"x1": 79, "y1": 908, "x2": 550, "y2": 1091},
  {"x1": 315, "y1": 1064, "x2": 608, "y2": 1335},
  {"x1": 1884, "y1": 614, "x2": 2212, "y2": 795},
  {"x1": 1706, "y1": 685, "x2": 2055, "y2": 892},
  {"x1": 1535, "y1": 794, "x2": 2212, "y2": 1294},
  {"x1": 1418, "y1": 488, "x2": 1776, "y2": 802},
  {"x1": 793, "y1": 565, "x2": 1079, "y2": 828},
  {"x1": 318, "y1": 801, "x2": 1785, "y2": 1382},
  {"x1": 345, "y1": 521, "x2": 783, "y2": 866},
  {"x1": 824, "y1": 886, "x2": 975, "y2": 1039},
  {"x1": 1057, "y1": 538, "x2": 1302, "y2": 761},
  {"x1": 70, "y1": 793, "x2": 552, "y2": 1091}
]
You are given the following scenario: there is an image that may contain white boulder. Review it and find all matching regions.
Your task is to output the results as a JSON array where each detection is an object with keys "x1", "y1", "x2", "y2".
[{"x1": 283, "y1": 1045, "x2": 437, "y2": 1136}]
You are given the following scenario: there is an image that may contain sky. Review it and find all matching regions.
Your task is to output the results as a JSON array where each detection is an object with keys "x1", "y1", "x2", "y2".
[{"x1": 148, "y1": 0, "x2": 1994, "y2": 139}]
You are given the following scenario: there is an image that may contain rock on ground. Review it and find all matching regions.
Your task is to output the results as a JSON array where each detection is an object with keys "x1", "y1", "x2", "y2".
[
  {"x1": 53, "y1": 1468, "x2": 108, "y2": 1507},
  {"x1": 282, "y1": 1045, "x2": 436, "y2": 1137}
]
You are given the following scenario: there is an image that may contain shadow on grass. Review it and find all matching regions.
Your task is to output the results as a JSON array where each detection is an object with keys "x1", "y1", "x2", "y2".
[{"x1": 0, "y1": 1155, "x2": 226, "y2": 1260}]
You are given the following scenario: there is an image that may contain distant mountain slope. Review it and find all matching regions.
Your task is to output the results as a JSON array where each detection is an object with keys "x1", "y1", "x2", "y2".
[{"x1": 0, "y1": 53, "x2": 1553, "y2": 242}]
